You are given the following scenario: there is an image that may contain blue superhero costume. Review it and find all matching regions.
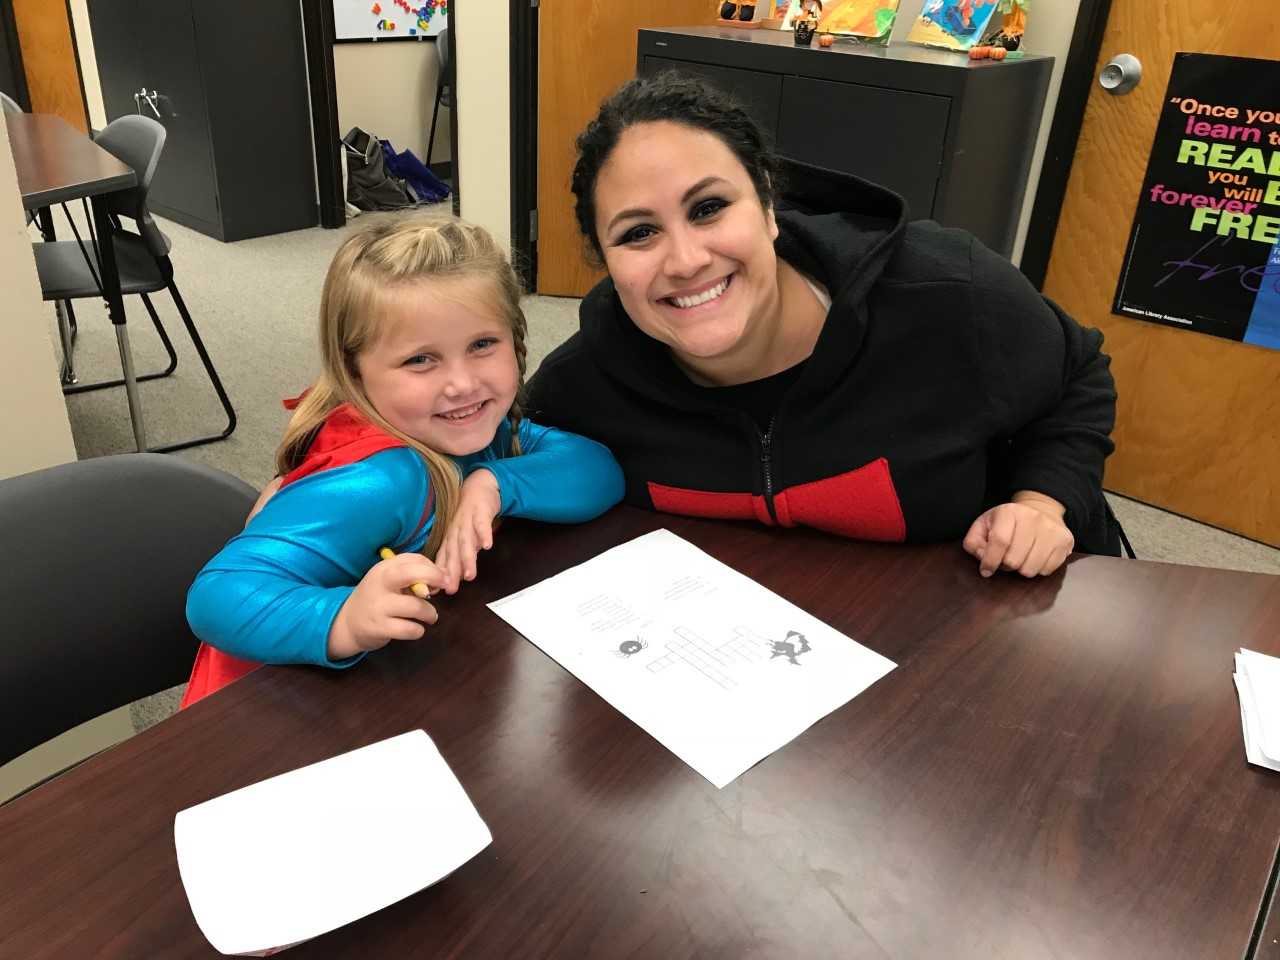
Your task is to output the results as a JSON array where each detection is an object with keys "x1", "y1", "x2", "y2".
[{"x1": 181, "y1": 403, "x2": 623, "y2": 706}]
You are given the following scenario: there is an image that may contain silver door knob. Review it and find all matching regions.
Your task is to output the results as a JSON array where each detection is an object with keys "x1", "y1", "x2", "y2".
[{"x1": 1100, "y1": 54, "x2": 1142, "y2": 95}]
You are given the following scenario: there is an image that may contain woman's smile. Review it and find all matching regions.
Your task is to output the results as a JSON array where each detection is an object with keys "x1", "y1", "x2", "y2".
[{"x1": 659, "y1": 273, "x2": 735, "y2": 311}]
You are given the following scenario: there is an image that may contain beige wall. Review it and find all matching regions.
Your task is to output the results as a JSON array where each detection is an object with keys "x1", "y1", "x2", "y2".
[
  {"x1": 892, "y1": 0, "x2": 1082, "y2": 265},
  {"x1": 68, "y1": 0, "x2": 105, "y2": 130},
  {"x1": 454, "y1": 4, "x2": 510, "y2": 251},
  {"x1": 334, "y1": 40, "x2": 452, "y2": 165},
  {"x1": 0, "y1": 119, "x2": 77, "y2": 480}
]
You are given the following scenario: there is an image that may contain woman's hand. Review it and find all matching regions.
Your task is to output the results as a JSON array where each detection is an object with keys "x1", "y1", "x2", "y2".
[
  {"x1": 436, "y1": 469, "x2": 502, "y2": 588},
  {"x1": 327, "y1": 551, "x2": 449, "y2": 660},
  {"x1": 962, "y1": 491, "x2": 1074, "y2": 578}
]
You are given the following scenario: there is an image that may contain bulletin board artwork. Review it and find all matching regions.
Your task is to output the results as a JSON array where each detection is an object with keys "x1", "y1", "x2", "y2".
[
  {"x1": 333, "y1": 0, "x2": 447, "y2": 41},
  {"x1": 1113, "y1": 53, "x2": 1280, "y2": 351}
]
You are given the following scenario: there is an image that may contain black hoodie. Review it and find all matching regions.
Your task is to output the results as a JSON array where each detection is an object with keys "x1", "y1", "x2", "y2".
[{"x1": 527, "y1": 163, "x2": 1120, "y2": 556}]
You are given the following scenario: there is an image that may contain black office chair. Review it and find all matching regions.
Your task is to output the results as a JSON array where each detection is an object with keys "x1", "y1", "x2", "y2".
[
  {"x1": 426, "y1": 27, "x2": 452, "y2": 171},
  {"x1": 0, "y1": 454, "x2": 255, "y2": 770},
  {"x1": 32, "y1": 114, "x2": 237, "y2": 453},
  {"x1": 2, "y1": 90, "x2": 36, "y2": 227}
]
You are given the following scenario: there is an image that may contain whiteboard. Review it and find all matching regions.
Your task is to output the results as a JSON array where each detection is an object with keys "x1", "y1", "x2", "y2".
[{"x1": 333, "y1": 0, "x2": 447, "y2": 41}]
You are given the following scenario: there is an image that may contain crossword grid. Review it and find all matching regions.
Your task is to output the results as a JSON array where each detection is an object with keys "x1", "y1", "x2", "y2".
[{"x1": 646, "y1": 626, "x2": 770, "y2": 690}]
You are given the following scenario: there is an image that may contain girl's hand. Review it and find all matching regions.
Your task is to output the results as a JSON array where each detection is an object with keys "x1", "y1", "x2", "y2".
[
  {"x1": 436, "y1": 469, "x2": 502, "y2": 589},
  {"x1": 962, "y1": 492, "x2": 1074, "y2": 578},
  {"x1": 327, "y1": 552, "x2": 449, "y2": 660}
]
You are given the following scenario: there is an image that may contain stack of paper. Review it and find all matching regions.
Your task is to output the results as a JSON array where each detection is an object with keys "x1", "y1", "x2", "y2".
[
  {"x1": 1234, "y1": 649, "x2": 1280, "y2": 772},
  {"x1": 489, "y1": 529, "x2": 896, "y2": 788},
  {"x1": 174, "y1": 730, "x2": 491, "y2": 956}
]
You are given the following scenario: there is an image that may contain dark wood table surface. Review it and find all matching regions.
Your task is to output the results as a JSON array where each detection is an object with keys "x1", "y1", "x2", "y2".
[
  {"x1": 2, "y1": 508, "x2": 1278, "y2": 959},
  {"x1": 5, "y1": 112, "x2": 135, "y2": 209}
]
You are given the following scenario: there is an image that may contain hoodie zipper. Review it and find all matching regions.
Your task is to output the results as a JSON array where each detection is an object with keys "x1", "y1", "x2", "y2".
[{"x1": 760, "y1": 417, "x2": 780, "y2": 524}]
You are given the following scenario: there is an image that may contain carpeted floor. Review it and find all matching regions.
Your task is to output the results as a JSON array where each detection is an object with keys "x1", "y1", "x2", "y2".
[{"x1": 33, "y1": 205, "x2": 1280, "y2": 731}]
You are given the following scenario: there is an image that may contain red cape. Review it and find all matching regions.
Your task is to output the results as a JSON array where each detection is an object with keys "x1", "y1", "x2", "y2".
[{"x1": 180, "y1": 404, "x2": 408, "y2": 709}]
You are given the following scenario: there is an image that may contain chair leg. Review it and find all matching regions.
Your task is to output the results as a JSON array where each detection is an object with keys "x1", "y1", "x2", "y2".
[
  {"x1": 146, "y1": 279, "x2": 237, "y2": 454},
  {"x1": 63, "y1": 293, "x2": 181, "y2": 395},
  {"x1": 112, "y1": 320, "x2": 148, "y2": 453},
  {"x1": 426, "y1": 85, "x2": 443, "y2": 168},
  {"x1": 141, "y1": 293, "x2": 180, "y2": 377},
  {"x1": 55, "y1": 302, "x2": 77, "y2": 385}
]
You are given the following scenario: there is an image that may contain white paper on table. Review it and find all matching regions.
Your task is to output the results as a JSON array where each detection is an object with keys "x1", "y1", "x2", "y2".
[
  {"x1": 174, "y1": 730, "x2": 492, "y2": 956},
  {"x1": 1236, "y1": 648, "x2": 1280, "y2": 762},
  {"x1": 488, "y1": 529, "x2": 897, "y2": 788},
  {"x1": 1234, "y1": 673, "x2": 1280, "y2": 772}
]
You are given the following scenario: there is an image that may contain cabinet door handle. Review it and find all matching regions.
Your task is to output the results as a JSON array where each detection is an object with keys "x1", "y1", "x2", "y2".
[{"x1": 137, "y1": 87, "x2": 162, "y2": 118}]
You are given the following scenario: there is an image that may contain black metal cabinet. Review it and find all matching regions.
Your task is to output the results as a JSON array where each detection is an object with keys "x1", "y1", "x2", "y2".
[
  {"x1": 88, "y1": 0, "x2": 316, "y2": 241},
  {"x1": 638, "y1": 27, "x2": 1053, "y2": 258}
]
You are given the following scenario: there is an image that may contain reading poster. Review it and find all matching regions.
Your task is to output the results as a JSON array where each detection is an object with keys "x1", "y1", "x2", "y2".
[{"x1": 1113, "y1": 52, "x2": 1280, "y2": 351}]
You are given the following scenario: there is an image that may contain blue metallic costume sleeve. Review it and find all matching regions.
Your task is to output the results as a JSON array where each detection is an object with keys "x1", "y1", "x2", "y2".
[
  {"x1": 186, "y1": 420, "x2": 622, "y2": 669},
  {"x1": 459, "y1": 418, "x2": 624, "y2": 522},
  {"x1": 185, "y1": 448, "x2": 432, "y2": 668}
]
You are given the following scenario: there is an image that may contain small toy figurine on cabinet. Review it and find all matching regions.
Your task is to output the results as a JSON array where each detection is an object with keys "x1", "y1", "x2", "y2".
[
  {"x1": 790, "y1": 0, "x2": 822, "y2": 44},
  {"x1": 817, "y1": 31, "x2": 835, "y2": 46},
  {"x1": 717, "y1": 1, "x2": 760, "y2": 27}
]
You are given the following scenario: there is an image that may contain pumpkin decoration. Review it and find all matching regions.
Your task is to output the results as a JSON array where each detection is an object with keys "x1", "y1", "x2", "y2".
[{"x1": 818, "y1": 31, "x2": 835, "y2": 47}]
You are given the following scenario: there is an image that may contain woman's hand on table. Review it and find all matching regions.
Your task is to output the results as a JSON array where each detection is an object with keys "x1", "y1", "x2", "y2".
[{"x1": 962, "y1": 491, "x2": 1074, "y2": 578}]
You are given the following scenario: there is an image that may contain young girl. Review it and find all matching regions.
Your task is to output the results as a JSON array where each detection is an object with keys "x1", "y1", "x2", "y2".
[{"x1": 182, "y1": 217, "x2": 624, "y2": 706}]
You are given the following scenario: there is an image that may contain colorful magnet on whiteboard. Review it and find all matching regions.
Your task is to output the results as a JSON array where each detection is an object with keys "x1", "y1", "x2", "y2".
[
  {"x1": 409, "y1": 27, "x2": 416, "y2": 34},
  {"x1": 371, "y1": 2, "x2": 380, "y2": 12},
  {"x1": 418, "y1": 17, "x2": 430, "y2": 29}
]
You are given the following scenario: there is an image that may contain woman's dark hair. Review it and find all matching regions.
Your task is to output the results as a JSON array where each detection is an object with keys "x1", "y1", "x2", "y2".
[{"x1": 571, "y1": 72, "x2": 783, "y2": 263}]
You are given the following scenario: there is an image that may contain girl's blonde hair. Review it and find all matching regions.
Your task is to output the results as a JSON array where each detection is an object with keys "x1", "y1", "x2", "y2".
[{"x1": 276, "y1": 215, "x2": 528, "y2": 559}]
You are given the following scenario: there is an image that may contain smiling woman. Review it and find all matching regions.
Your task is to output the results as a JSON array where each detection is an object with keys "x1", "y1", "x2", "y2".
[{"x1": 527, "y1": 73, "x2": 1123, "y2": 578}]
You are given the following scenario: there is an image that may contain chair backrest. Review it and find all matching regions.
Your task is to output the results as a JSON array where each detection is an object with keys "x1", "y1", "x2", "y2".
[
  {"x1": 0, "y1": 91, "x2": 21, "y2": 114},
  {"x1": 94, "y1": 114, "x2": 171, "y2": 257},
  {"x1": 0, "y1": 454, "x2": 256, "y2": 767},
  {"x1": 436, "y1": 28, "x2": 452, "y2": 94}
]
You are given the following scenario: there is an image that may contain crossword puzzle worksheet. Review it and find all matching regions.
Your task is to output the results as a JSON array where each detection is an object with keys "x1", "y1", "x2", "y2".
[{"x1": 489, "y1": 530, "x2": 897, "y2": 787}]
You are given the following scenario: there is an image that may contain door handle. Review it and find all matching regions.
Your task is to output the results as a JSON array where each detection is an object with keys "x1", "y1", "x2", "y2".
[
  {"x1": 1100, "y1": 54, "x2": 1142, "y2": 95},
  {"x1": 136, "y1": 87, "x2": 162, "y2": 118}
]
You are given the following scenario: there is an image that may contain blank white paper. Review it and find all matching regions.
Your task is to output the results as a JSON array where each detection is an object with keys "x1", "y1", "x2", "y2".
[
  {"x1": 1237, "y1": 648, "x2": 1280, "y2": 763},
  {"x1": 174, "y1": 730, "x2": 491, "y2": 956},
  {"x1": 1235, "y1": 650, "x2": 1280, "y2": 771},
  {"x1": 489, "y1": 529, "x2": 896, "y2": 788}
]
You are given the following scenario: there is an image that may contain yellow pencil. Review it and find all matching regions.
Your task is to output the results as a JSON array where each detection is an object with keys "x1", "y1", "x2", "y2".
[{"x1": 378, "y1": 546, "x2": 433, "y2": 599}]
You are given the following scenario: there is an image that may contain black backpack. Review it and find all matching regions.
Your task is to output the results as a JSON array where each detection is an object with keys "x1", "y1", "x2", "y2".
[{"x1": 342, "y1": 127, "x2": 415, "y2": 212}]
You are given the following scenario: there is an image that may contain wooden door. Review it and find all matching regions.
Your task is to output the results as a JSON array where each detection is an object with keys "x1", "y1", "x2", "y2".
[
  {"x1": 1043, "y1": 1, "x2": 1280, "y2": 544},
  {"x1": 536, "y1": 0, "x2": 717, "y2": 296},
  {"x1": 12, "y1": 0, "x2": 86, "y2": 130}
]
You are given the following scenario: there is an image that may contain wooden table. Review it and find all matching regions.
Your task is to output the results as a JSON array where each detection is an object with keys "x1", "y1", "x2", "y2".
[
  {"x1": 5, "y1": 112, "x2": 146, "y2": 451},
  {"x1": 2, "y1": 509, "x2": 1278, "y2": 958}
]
